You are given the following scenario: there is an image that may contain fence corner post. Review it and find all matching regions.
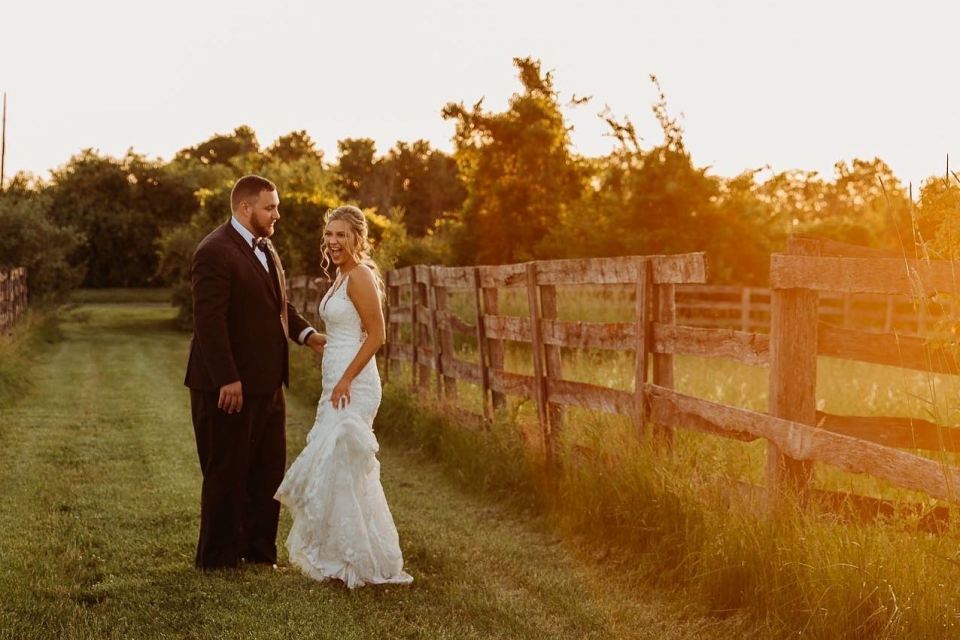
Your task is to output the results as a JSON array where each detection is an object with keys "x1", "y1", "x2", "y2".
[{"x1": 767, "y1": 266, "x2": 818, "y2": 509}]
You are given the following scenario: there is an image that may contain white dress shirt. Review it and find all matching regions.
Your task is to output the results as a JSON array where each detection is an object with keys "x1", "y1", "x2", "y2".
[{"x1": 231, "y1": 216, "x2": 269, "y2": 272}]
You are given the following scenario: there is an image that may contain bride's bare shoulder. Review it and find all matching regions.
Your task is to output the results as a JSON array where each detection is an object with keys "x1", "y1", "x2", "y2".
[{"x1": 346, "y1": 264, "x2": 378, "y2": 296}]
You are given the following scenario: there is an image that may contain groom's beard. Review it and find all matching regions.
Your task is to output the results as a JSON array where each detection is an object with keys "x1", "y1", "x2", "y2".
[{"x1": 252, "y1": 219, "x2": 276, "y2": 238}]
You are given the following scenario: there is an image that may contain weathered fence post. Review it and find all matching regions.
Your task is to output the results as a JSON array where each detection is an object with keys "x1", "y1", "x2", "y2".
[
  {"x1": 740, "y1": 287, "x2": 751, "y2": 332},
  {"x1": 767, "y1": 251, "x2": 817, "y2": 505},
  {"x1": 472, "y1": 268, "x2": 492, "y2": 422},
  {"x1": 651, "y1": 270, "x2": 675, "y2": 443},
  {"x1": 481, "y1": 277, "x2": 507, "y2": 412},
  {"x1": 383, "y1": 274, "x2": 399, "y2": 383},
  {"x1": 414, "y1": 266, "x2": 433, "y2": 392},
  {"x1": 434, "y1": 276, "x2": 457, "y2": 401},
  {"x1": 0, "y1": 269, "x2": 8, "y2": 333},
  {"x1": 424, "y1": 267, "x2": 443, "y2": 399},
  {"x1": 526, "y1": 262, "x2": 552, "y2": 463},
  {"x1": 633, "y1": 259, "x2": 652, "y2": 439},
  {"x1": 540, "y1": 283, "x2": 564, "y2": 437}
]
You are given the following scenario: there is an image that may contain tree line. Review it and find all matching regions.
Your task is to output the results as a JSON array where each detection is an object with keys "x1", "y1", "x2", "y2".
[{"x1": 1, "y1": 57, "x2": 957, "y2": 322}]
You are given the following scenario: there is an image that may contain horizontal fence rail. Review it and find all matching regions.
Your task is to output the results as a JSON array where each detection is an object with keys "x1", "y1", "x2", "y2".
[
  {"x1": 289, "y1": 236, "x2": 960, "y2": 523},
  {"x1": 675, "y1": 285, "x2": 951, "y2": 335},
  {"x1": 0, "y1": 267, "x2": 27, "y2": 333}
]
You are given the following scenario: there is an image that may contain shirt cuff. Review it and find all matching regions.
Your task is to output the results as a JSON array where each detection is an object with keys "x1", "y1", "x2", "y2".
[{"x1": 298, "y1": 327, "x2": 316, "y2": 345}]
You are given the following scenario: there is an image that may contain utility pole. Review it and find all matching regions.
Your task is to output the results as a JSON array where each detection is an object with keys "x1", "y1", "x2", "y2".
[{"x1": 1, "y1": 92, "x2": 6, "y2": 191}]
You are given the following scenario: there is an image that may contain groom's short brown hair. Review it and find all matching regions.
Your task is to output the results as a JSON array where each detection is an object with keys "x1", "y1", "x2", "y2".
[{"x1": 231, "y1": 175, "x2": 277, "y2": 212}]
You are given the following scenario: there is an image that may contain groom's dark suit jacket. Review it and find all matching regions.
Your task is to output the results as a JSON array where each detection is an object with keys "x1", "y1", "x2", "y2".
[{"x1": 184, "y1": 221, "x2": 312, "y2": 394}]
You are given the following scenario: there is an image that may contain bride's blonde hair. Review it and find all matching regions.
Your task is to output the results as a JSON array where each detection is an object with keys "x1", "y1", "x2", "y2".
[{"x1": 321, "y1": 205, "x2": 384, "y2": 299}]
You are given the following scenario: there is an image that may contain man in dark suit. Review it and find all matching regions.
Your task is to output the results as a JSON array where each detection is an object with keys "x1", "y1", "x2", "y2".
[{"x1": 184, "y1": 174, "x2": 326, "y2": 570}]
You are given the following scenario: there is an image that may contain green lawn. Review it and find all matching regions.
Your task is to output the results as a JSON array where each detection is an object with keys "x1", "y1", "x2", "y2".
[{"x1": 0, "y1": 302, "x2": 757, "y2": 640}]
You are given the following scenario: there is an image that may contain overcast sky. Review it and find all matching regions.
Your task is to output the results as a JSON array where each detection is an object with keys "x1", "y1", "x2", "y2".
[{"x1": 2, "y1": 0, "x2": 957, "y2": 189}]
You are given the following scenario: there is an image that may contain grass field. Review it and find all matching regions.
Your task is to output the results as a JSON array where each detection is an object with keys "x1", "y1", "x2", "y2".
[{"x1": 0, "y1": 301, "x2": 762, "y2": 639}]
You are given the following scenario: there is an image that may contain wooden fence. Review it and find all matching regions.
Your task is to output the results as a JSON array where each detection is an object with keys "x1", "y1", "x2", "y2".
[
  {"x1": 0, "y1": 267, "x2": 27, "y2": 333},
  {"x1": 677, "y1": 236, "x2": 954, "y2": 335},
  {"x1": 373, "y1": 237, "x2": 960, "y2": 517},
  {"x1": 676, "y1": 285, "x2": 952, "y2": 335}
]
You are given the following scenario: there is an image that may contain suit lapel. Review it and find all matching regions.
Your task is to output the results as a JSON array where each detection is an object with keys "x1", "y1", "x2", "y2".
[
  {"x1": 224, "y1": 222, "x2": 279, "y2": 299},
  {"x1": 265, "y1": 240, "x2": 290, "y2": 338}
]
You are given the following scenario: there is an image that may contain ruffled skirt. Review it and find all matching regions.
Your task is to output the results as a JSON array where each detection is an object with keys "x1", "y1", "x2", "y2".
[{"x1": 275, "y1": 357, "x2": 412, "y2": 588}]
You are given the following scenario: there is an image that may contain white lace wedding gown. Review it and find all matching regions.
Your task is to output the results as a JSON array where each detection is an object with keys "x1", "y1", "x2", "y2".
[{"x1": 275, "y1": 274, "x2": 413, "y2": 588}]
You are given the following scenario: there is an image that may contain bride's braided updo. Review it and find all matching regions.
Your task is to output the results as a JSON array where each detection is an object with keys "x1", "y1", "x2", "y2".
[{"x1": 321, "y1": 205, "x2": 384, "y2": 299}]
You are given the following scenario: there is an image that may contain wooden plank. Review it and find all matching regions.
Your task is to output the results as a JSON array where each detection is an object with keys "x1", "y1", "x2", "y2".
[
  {"x1": 652, "y1": 323, "x2": 771, "y2": 367},
  {"x1": 770, "y1": 253, "x2": 960, "y2": 296},
  {"x1": 787, "y1": 234, "x2": 904, "y2": 259},
  {"x1": 675, "y1": 316, "x2": 770, "y2": 330},
  {"x1": 817, "y1": 322, "x2": 960, "y2": 375},
  {"x1": 414, "y1": 264, "x2": 433, "y2": 285},
  {"x1": 448, "y1": 406, "x2": 489, "y2": 431},
  {"x1": 415, "y1": 304, "x2": 433, "y2": 324},
  {"x1": 482, "y1": 287, "x2": 507, "y2": 411},
  {"x1": 384, "y1": 278, "x2": 399, "y2": 383},
  {"x1": 648, "y1": 391, "x2": 758, "y2": 442},
  {"x1": 815, "y1": 412, "x2": 960, "y2": 453},
  {"x1": 546, "y1": 378, "x2": 635, "y2": 416},
  {"x1": 439, "y1": 354, "x2": 484, "y2": 384},
  {"x1": 416, "y1": 346, "x2": 437, "y2": 368},
  {"x1": 477, "y1": 263, "x2": 527, "y2": 288},
  {"x1": 541, "y1": 320, "x2": 635, "y2": 350},
  {"x1": 388, "y1": 307, "x2": 412, "y2": 323},
  {"x1": 387, "y1": 267, "x2": 412, "y2": 286},
  {"x1": 410, "y1": 276, "x2": 421, "y2": 388},
  {"x1": 633, "y1": 259, "x2": 652, "y2": 437},
  {"x1": 431, "y1": 266, "x2": 476, "y2": 288},
  {"x1": 646, "y1": 384, "x2": 960, "y2": 504},
  {"x1": 435, "y1": 309, "x2": 476, "y2": 335},
  {"x1": 533, "y1": 253, "x2": 707, "y2": 286},
  {"x1": 526, "y1": 263, "x2": 551, "y2": 458},
  {"x1": 651, "y1": 282, "x2": 677, "y2": 441},
  {"x1": 541, "y1": 284, "x2": 564, "y2": 439},
  {"x1": 767, "y1": 280, "x2": 818, "y2": 501},
  {"x1": 431, "y1": 278, "x2": 451, "y2": 400},
  {"x1": 740, "y1": 287, "x2": 751, "y2": 332},
  {"x1": 484, "y1": 315, "x2": 533, "y2": 342},
  {"x1": 488, "y1": 369, "x2": 536, "y2": 397},
  {"x1": 473, "y1": 268, "x2": 492, "y2": 421},
  {"x1": 651, "y1": 253, "x2": 709, "y2": 285},
  {"x1": 388, "y1": 343, "x2": 413, "y2": 361}
]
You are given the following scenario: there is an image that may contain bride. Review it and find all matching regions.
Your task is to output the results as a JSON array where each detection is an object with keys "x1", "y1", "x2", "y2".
[{"x1": 274, "y1": 205, "x2": 413, "y2": 588}]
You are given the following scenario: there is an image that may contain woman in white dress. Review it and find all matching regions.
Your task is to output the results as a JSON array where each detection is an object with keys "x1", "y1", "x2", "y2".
[{"x1": 275, "y1": 205, "x2": 413, "y2": 588}]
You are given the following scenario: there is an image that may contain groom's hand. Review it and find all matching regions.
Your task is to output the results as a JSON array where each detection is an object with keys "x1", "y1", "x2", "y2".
[
  {"x1": 306, "y1": 332, "x2": 326, "y2": 356},
  {"x1": 218, "y1": 380, "x2": 243, "y2": 414}
]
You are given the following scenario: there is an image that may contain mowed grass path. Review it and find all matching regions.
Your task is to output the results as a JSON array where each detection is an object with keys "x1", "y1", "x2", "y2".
[{"x1": 0, "y1": 302, "x2": 752, "y2": 640}]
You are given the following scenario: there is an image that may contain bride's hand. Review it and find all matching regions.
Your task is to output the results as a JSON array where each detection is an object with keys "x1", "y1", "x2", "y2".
[{"x1": 331, "y1": 376, "x2": 352, "y2": 409}]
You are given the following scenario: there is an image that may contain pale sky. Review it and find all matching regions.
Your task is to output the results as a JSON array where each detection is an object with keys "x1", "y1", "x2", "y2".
[{"x1": 2, "y1": 0, "x2": 958, "y2": 189}]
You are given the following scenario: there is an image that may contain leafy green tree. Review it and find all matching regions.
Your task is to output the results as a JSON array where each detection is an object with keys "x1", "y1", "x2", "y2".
[
  {"x1": 46, "y1": 150, "x2": 194, "y2": 287},
  {"x1": 442, "y1": 57, "x2": 588, "y2": 264},
  {"x1": 0, "y1": 182, "x2": 85, "y2": 298},
  {"x1": 336, "y1": 138, "x2": 384, "y2": 208},
  {"x1": 266, "y1": 130, "x2": 324, "y2": 164},
  {"x1": 386, "y1": 140, "x2": 465, "y2": 237},
  {"x1": 175, "y1": 125, "x2": 260, "y2": 167}
]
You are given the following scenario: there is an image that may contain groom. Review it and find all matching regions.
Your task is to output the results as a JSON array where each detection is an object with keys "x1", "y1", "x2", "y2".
[{"x1": 184, "y1": 174, "x2": 325, "y2": 570}]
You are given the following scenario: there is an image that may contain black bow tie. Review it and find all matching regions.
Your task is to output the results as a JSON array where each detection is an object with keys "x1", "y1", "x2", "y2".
[{"x1": 252, "y1": 237, "x2": 270, "y2": 253}]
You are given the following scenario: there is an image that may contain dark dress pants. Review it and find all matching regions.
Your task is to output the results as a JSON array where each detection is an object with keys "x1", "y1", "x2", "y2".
[{"x1": 190, "y1": 387, "x2": 286, "y2": 569}]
